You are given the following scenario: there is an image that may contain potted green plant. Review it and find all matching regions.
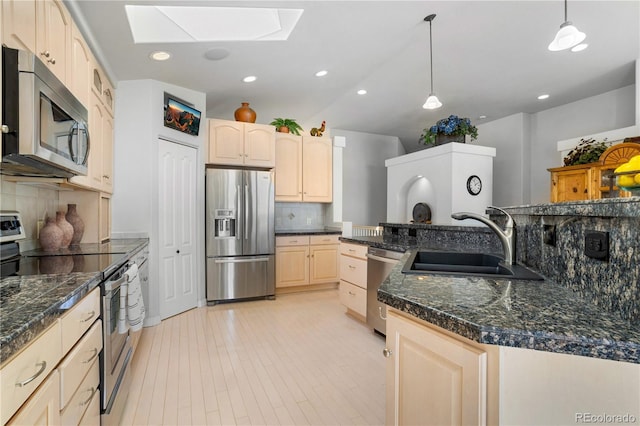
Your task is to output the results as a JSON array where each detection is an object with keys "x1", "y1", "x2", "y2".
[
  {"x1": 269, "y1": 118, "x2": 304, "y2": 136},
  {"x1": 563, "y1": 138, "x2": 610, "y2": 166},
  {"x1": 419, "y1": 115, "x2": 478, "y2": 146}
]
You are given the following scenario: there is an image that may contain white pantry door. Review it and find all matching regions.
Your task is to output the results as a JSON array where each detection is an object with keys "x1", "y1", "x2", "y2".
[{"x1": 158, "y1": 139, "x2": 198, "y2": 319}]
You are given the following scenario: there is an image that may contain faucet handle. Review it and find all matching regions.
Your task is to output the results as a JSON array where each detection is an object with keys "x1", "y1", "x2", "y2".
[{"x1": 488, "y1": 206, "x2": 514, "y2": 228}]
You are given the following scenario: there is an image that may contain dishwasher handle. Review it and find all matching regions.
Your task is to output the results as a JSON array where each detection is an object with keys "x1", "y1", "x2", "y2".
[{"x1": 366, "y1": 253, "x2": 401, "y2": 265}]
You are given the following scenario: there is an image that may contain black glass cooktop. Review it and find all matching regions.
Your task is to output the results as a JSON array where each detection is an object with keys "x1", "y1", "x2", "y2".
[{"x1": 1, "y1": 252, "x2": 128, "y2": 279}]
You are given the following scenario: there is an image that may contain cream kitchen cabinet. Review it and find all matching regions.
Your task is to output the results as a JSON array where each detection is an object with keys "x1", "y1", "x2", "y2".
[
  {"x1": 1, "y1": 287, "x2": 102, "y2": 425},
  {"x1": 1, "y1": 0, "x2": 70, "y2": 84},
  {"x1": 36, "y1": 0, "x2": 71, "y2": 84},
  {"x1": 275, "y1": 134, "x2": 333, "y2": 203},
  {"x1": 68, "y1": 85, "x2": 114, "y2": 194},
  {"x1": 2, "y1": 0, "x2": 37, "y2": 53},
  {"x1": 7, "y1": 370, "x2": 61, "y2": 426},
  {"x1": 68, "y1": 21, "x2": 91, "y2": 109},
  {"x1": 1, "y1": 322, "x2": 62, "y2": 425},
  {"x1": 385, "y1": 307, "x2": 640, "y2": 426},
  {"x1": 385, "y1": 308, "x2": 487, "y2": 426},
  {"x1": 339, "y1": 242, "x2": 368, "y2": 319},
  {"x1": 276, "y1": 234, "x2": 340, "y2": 289},
  {"x1": 208, "y1": 119, "x2": 276, "y2": 167}
]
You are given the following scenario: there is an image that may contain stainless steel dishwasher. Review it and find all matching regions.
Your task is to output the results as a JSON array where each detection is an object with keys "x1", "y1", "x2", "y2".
[{"x1": 366, "y1": 247, "x2": 404, "y2": 335}]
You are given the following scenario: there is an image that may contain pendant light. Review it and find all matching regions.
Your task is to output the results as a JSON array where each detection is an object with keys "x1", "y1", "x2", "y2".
[
  {"x1": 548, "y1": 0, "x2": 586, "y2": 51},
  {"x1": 423, "y1": 14, "x2": 442, "y2": 109}
]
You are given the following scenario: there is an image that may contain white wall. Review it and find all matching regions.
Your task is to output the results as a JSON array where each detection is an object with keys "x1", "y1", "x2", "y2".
[
  {"x1": 475, "y1": 113, "x2": 531, "y2": 207},
  {"x1": 332, "y1": 129, "x2": 405, "y2": 226},
  {"x1": 475, "y1": 84, "x2": 636, "y2": 206},
  {"x1": 528, "y1": 84, "x2": 636, "y2": 203},
  {"x1": 113, "y1": 79, "x2": 207, "y2": 325}
]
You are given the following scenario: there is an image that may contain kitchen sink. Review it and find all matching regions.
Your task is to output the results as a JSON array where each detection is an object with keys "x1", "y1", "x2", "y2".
[{"x1": 401, "y1": 250, "x2": 544, "y2": 280}]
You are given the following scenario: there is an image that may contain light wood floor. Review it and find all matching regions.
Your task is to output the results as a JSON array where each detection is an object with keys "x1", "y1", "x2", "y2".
[{"x1": 120, "y1": 289, "x2": 387, "y2": 426}]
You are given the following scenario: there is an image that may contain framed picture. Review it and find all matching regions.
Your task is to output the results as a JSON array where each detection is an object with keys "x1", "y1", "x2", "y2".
[{"x1": 163, "y1": 97, "x2": 201, "y2": 136}]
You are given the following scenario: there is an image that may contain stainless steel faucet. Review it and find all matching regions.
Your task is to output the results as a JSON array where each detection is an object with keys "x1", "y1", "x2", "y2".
[{"x1": 451, "y1": 206, "x2": 516, "y2": 265}]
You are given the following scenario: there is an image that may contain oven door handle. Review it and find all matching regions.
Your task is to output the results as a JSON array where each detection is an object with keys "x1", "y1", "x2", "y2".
[{"x1": 103, "y1": 273, "x2": 127, "y2": 292}]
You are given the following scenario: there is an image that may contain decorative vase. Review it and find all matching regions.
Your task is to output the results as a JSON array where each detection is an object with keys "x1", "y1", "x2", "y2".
[
  {"x1": 435, "y1": 134, "x2": 465, "y2": 146},
  {"x1": 39, "y1": 217, "x2": 63, "y2": 252},
  {"x1": 56, "y1": 211, "x2": 74, "y2": 249},
  {"x1": 65, "y1": 204, "x2": 84, "y2": 246},
  {"x1": 278, "y1": 126, "x2": 290, "y2": 133},
  {"x1": 234, "y1": 102, "x2": 256, "y2": 123}
]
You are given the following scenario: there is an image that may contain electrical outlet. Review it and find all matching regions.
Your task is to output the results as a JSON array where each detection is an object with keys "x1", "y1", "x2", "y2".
[
  {"x1": 585, "y1": 231, "x2": 609, "y2": 260},
  {"x1": 306, "y1": 217, "x2": 312, "y2": 225},
  {"x1": 543, "y1": 224, "x2": 556, "y2": 246},
  {"x1": 36, "y1": 220, "x2": 44, "y2": 239}
]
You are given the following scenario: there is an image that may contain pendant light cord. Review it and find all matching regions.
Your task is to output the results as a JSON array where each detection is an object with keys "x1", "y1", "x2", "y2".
[
  {"x1": 429, "y1": 19, "x2": 434, "y2": 93},
  {"x1": 564, "y1": 0, "x2": 568, "y2": 22}
]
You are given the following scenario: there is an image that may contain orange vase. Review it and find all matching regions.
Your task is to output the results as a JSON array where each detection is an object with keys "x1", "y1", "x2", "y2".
[{"x1": 234, "y1": 102, "x2": 256, "y2": 123}]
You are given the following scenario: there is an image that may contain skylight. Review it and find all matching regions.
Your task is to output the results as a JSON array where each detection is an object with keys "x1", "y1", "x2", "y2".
[{"x1": 125, "y1": 5, "x2": 304, "y2": 43}]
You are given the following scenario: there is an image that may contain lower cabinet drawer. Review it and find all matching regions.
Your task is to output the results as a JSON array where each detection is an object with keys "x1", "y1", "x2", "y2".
[
  {"x1": 59, "y1": 320, "x2": 102, "y2": 409},
  {"x1": 0, "y1": 322, "x2": 62, "y2": 425},
  {"x1": 7, "y1": 369, "x2": 60, "y2": 426},
  {"x1": 60, "y1": 359, "x2": 99, "y2": 426},
  {"x1": 77, "y1": 385, "x2": 100, "y2": 426},
  {"x1": 340, "y1": 256, "x2": 367, "y2": 287},
  {"x1": 339, "y1": 280, "x2": 366, "y2": 317},
  {"x1": 60, "y1": 287, "x2": 100, "y2": 354}
]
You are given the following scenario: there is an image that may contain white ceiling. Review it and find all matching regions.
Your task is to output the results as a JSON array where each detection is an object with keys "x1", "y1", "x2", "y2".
[{"x1": 68, "y1": 1, "x2": 640, "y2": 153}]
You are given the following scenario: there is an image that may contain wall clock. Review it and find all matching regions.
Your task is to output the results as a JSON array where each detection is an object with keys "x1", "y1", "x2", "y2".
[{"x1": 466, "y1": 175, "x2": 482, "y2": 196}]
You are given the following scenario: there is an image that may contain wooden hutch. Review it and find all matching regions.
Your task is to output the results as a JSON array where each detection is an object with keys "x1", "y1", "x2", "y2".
[{"x1": 548, "y1": 142, "x2": 640, "y2": 202}]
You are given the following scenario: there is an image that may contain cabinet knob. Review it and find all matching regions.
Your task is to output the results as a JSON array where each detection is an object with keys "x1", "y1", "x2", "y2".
[
  {"x1": 572, "y1": 187, "x2": 578, "y2": 193},
  {"x1": 48, "y1": 58, "x2": 56, "y2": 65},
  {"x1": 382, "y1": 348, "x2": 392, "y2": 358},
  {"x1": 1, "y1": 125, "x2": 9, "y2": 134},
  {"x1": 40, "y1": 51, "x2": 50, "y2": 58},
  {"x1": 176, "y1": 250, "x2": 180, "y2": 254}
]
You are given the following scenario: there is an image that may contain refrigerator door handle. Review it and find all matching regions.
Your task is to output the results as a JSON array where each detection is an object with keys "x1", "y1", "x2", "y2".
[
  {"x1": 236, "y1": 185, "x2": 241, "y2": 240},
  {"x1": 213, "y1": 257, "x2": 270, "y2": 264},
  {"x1": 244, "y1": 184, "x2": 249, "y2": 240}
]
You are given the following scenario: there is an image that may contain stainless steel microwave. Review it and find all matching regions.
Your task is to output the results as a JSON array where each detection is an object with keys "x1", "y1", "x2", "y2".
[{"x1": 1, "y1": 46, "x2": 89, "y2": 178}]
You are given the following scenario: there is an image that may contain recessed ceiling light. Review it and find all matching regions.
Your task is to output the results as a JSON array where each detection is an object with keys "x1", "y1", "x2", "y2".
[
  {"x1": 478, "y1": 115, "x2": 487, "y2": 119},
  {"x1": 538, "y1": 94, "x2": 550, "y2": 100},
  {"x1": 357, "y1": 89, "x2": 367, "y2": 95},
  {"x1": 571, "y1": 43, "x2": 589, "y2": 52},
  {"x1": 150, "y1": 51, "x2": 171, "y2": 61},
  {"x1": 243, "y1": 76, "x2": 257, "y2": 83},
  {"x1": 315, "y1": 70, "x2": 328, "y2": 77}
]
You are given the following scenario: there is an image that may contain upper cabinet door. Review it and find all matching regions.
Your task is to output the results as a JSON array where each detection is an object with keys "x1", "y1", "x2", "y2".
[
  {"x1": 243, "y1": 123, "x2": 275, "y2": 168},
  {"x1": 302, "y1": 137, "x2": 333, "y2": 202},
  {"x1": 68, "y1": 22, "x2": 91, "y2": 108},
  {"x1": 208, "y1": 119, "x2": 245, "y2": 166},
  {"x1": 2, "y1": 0, "x2": 37, "y2": 52},
  {"x1": 36, "y1": 0, "x2": 71, "y2": 84},
  {"x1": 275, "y1": 134, "x2": 303, "y2": 202}
]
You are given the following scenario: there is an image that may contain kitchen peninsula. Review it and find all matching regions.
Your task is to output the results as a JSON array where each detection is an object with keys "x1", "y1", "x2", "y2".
[{"x1": 361, "y1": 198, "x2": 639, "y2": 425}]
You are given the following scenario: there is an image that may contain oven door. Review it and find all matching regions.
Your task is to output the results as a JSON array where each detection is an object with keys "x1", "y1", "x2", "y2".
[{"x1": 102, "y1": 272, "x2": 131, "y2": 411}]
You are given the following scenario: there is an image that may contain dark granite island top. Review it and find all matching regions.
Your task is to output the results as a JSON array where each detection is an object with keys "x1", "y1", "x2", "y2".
[
  {"x1": 378, "y1": 251, "x2": 640, "y2": 364},
  {"x1": 0, "y1": 238, "x2": 148, "y2": 365}
]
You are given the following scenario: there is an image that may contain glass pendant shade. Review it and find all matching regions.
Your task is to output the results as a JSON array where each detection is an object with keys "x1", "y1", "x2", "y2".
[
  {"x1": 548, "y1": 21, "x2": 586, "y2": 51},
  {"x1": 423, "y1": 93, "x2": 442, "y2": 109}
]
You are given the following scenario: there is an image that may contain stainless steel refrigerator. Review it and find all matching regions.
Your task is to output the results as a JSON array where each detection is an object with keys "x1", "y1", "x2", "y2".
[{"x1": 205, "y1": 168, "x2": 275, "y2": 304}]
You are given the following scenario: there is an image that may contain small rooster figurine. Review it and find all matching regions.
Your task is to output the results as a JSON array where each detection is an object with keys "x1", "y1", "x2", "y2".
[{"x1": 310, "y1": 120, "x2": 326, "y2": 137}]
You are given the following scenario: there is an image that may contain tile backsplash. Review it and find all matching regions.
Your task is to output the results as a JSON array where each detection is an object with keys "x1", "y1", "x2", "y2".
[
  {"x1": 275, "y1": 202, "x2": 329, "y2": 231},
  {"x1": 1, "y1": 177, "x2": 60, "y2": 251}
]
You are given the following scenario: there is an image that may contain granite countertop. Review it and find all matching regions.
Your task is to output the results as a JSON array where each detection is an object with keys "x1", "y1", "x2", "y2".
[
  {"x1": 276, "y1": 228, "x2": 342, "y2": 236},
  {"x1": 378, "y1": 250, "x2": 640, "y2": 364},
  {"x1": 0, "y1": 238, "x2": 148, "y2": 365}
]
